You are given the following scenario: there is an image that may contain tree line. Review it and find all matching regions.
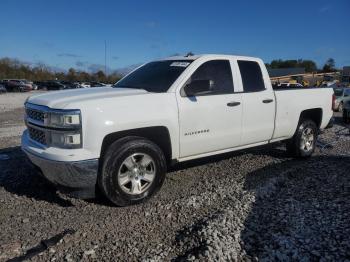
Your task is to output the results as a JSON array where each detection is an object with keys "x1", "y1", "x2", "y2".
[
  {"x1": 0, "y1": 56, "x2": 338, "y2": 83},
  {"x1": 0, "y1": 57, "x2": 122, "y2": 83},
  {"x1": 265, "y1": 58, "x2": 337, "y2": 73}
]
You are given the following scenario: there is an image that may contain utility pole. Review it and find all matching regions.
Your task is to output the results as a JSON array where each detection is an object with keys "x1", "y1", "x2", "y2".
[{"x1": 104, "y1": 40, "x2": 107, "y2": 76}]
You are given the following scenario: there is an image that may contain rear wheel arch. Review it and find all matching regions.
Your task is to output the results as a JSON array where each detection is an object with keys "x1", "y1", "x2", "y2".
[{"x1": 299, "y1": 108, "x2": 323, "y2": 128}]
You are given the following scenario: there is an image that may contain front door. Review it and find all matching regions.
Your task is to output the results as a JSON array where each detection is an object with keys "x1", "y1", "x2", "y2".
[{"x1": 177, "y1": 60, "x2": 242, "y2": 158}]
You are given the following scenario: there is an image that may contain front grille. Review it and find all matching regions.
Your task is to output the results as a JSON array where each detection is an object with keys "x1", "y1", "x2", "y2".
[
  {"x1": 28, "y1": 126, "x2": 47, "y2": 145},
  {"x1": 26, "y1": 108, "x2": 45, "y2": 123}
]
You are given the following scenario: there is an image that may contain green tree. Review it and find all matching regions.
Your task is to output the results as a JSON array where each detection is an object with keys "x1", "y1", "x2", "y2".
[
  {"x1": 67, "y1": 68, "x2": 77, "y2": 82},
  {"x1": 322, "y1": 58, "x2": 335, "y2": 72},
  {"x1": 95, "y1": 70, "x2": 106, "y2": 82},
  {"x1": 269, "y1": 58, "x2": 318, "y2": 72},
  {"x1": 0, "y1": 56, "x2": 123, "y2": 84},
  {"x1": 300, "y1": 60, "x2": 317, "y2": 72}
]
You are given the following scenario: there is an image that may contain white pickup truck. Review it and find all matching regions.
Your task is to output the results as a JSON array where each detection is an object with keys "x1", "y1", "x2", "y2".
[{"x1": 22, "y1": 54, "x2": 333, "y2": 206}]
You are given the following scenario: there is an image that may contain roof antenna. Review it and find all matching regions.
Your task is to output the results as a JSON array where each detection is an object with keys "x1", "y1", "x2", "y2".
[{"x1": 185, "y1": 52, "x2": 194, "y2": 57}]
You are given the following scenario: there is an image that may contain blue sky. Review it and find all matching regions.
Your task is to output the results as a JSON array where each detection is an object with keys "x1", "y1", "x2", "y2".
[{"x1": 1, "y1": 0, "x2": 349, "y2": 72}]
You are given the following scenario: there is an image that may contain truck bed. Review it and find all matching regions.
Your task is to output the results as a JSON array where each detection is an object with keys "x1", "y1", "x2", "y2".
[{"x1": 272, "y1": 87, "x2": 333, "y2": 140}]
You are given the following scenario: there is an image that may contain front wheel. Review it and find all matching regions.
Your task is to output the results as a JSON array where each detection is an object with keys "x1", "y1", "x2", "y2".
[
  {"x1": 286, "y1": 119, "x2": 318, "y2": 158},
  {"x1": 98, "y1": 136, "x2": 167, "y2": 206}
]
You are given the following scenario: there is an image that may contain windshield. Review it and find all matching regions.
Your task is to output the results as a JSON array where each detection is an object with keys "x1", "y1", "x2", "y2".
[
  {"x1": 114, "y1": 60, "x2": 192, "y2": 92},
  {"x1": 333, "y1": 88, "x2": 343, "y2": 97}
]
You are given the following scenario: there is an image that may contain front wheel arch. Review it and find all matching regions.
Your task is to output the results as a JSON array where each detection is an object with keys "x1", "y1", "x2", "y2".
[{"x1": 100, "y1": 126, "x2": 173, "y2": 165}]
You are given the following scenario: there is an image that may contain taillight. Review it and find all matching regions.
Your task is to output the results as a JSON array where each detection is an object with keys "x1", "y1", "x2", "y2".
[{"x1": 332, "y1": 94, "x2": 335, "y2": 111}]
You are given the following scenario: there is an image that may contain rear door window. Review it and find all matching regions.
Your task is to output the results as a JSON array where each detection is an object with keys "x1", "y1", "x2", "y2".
[{"x1": 238, "y1": 61, "x2": 265, "y2": 92}]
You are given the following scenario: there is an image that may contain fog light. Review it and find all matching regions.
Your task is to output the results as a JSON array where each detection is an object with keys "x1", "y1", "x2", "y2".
[{"x1": 50, "y1": 132, "x2": 82, "y2": 149}]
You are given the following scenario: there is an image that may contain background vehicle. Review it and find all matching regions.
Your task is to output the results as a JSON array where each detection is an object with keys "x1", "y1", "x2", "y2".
[
  {"x1": 22, "y1": 54, "x2": 333, "y2": 206},
  {"x1": 45, "y1": 81, "x2": 66, "y2": 90},
  {"x1": 60, "y1": 81, "x2": 81, "y2": 89},
  {"x1": 80, "y1": 82, "x2": 91, "y2": 88},
  {"x1": 33, "y1": 81, "x2": 48, "y2": 90},
  {"x1": 90, "y1": 82, "x2": 107, "y2": 87},
  {"x1": 0, "y1": 83, "x2": 7, "y2": 93},
  {"x1": 333, "y1": 87, "x2": 350, "y2": 112},
  {"x1": 2, "y1": 79, "x2": 32, "y2": 92},
  {"x1": 341, "y1": 66, "x2": 350, "y2": 87},
  {"x1": 19, "y1": 79, "x2": 35, "y2": 90},
  {"x1": 290, "y1": 75, "x2": 309, "y2": 87},
  {"x1": 276, "y1": 82, "x2": 304, "y2": 88},
  {"x1": 322, "y1": 75, "x2": 338, "y2": 87},
  {"x1": 342, "y1": 100, "x2": 350, "y2": 123}
]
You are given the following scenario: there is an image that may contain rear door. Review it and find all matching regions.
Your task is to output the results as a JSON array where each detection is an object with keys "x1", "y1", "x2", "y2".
[
  {"x1": 177, "y1": 59, "x2": 242, "y2": 158},
  {"x1": 237, "y1": 60, "x2": 275, "y2": 145}
]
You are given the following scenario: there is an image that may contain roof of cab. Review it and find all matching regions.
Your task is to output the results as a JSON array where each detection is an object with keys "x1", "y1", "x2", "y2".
[{"x1": 159, "y1": 54, "x2": 261, "y2": 61}]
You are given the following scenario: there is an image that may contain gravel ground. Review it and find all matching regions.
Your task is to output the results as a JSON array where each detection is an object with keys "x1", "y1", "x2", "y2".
[
  {"x1": 0, "y1": 93, "x2": 349, "y2": 261},
  {"x1": 0, "y1": 91, "x2": 45, "y2": 113}
]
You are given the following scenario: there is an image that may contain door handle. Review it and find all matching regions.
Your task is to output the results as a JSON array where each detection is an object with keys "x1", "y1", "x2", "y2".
[
  {"x1": 262, "y1": 99, "x2": 273, "y2": 103},
  {"x1": 227, "y1": 101, "x2": 241, "y2": 107}
]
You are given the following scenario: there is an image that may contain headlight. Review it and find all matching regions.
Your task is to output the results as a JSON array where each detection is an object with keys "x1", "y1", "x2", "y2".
[
  {"x1": 25, "y1": 103, "x2": 83, "y2": 149},
  {"x1": 45, "y1": 110, "x2": 81, "y2": 129},
  {"x1": 46, "y1": 110, "x2": 82, "y2": 148}
]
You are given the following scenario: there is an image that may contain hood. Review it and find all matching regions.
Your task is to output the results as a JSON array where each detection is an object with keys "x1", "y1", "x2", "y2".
[{"x1": 27, "y1": 87, "x2": 148, "y2": 109}]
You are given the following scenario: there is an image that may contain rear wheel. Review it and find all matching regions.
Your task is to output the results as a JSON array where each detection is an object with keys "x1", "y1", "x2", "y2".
[
  {"x1": 98, "y1": 136, "x2": 167, "y2": 206},
  {"x1": 286, "y1": 119, "x2": 318, "y2": 158}
]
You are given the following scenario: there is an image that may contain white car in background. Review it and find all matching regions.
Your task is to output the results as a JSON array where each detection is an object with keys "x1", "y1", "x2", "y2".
[
  {"x1": 80, "y1": 82, "x2": 91, "y2": 88},
  {"x1": 277, "y1": 83, "x2": 304, "y2": 88},
  {"x1": 333, "y1": 87, "x2": 350, "y2": 112}
]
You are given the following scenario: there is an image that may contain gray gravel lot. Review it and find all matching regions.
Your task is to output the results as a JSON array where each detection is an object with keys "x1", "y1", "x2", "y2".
[{"x1": 0, "y1": 93, "x2": 349, "y2": 261}]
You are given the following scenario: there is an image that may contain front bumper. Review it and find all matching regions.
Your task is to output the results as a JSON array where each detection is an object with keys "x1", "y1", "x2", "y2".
[
  {"x1": 24, "y1": 149, "x2": 98, "y2": 189},
  {"x1": 22, "y1": 130, "x2": 99, "y2": 198}
]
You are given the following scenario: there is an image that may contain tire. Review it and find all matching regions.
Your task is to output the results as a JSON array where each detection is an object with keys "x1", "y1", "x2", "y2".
[
  {"x1": 98, "y1": 136, "x2": 167, "y2": 206},
  {"x1": 286, "y1": 119, "x2": 318, "y2": 158},
  {"x1": 338, "y1": 102, "x2": 343, "y2": 113}
]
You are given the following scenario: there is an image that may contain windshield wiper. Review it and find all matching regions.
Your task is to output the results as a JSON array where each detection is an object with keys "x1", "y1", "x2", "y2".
[{"x1": 113, "y1": 85, "x2": 148, "y2": 91}]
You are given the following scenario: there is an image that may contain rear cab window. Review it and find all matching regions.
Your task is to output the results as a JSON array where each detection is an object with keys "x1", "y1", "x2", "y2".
[{"x1": 238, "y1": 60, "x2": 265, "y2": 92}]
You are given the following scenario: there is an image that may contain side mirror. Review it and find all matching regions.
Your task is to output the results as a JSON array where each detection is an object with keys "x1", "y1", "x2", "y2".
[{"x1": 184, "y1": 79, "x2": 213, "y2": 96}]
